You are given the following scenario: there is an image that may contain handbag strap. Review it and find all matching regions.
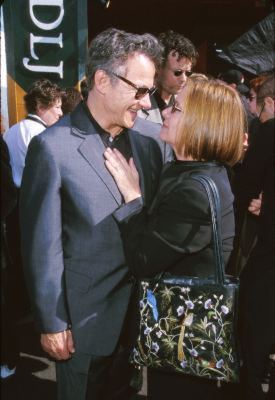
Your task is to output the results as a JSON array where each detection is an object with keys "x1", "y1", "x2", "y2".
[
  {"x1": 26, "y1": 115, "x2": 48, "y2": 128},
  {"x1": 191, "y1": 175, "x2": 225, "y2": 285}
]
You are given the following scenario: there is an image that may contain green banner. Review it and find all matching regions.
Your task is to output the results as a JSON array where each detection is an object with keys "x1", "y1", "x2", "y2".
[{"x1": 3, "y1": 0, "x2": 87, "y2": 91}]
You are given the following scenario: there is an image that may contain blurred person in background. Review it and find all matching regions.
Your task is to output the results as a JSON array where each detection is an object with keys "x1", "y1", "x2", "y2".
[
  {"x1": 62, "y1": 87, "x2": 82, "y2": 115},
  {"x1": 247, "y1": 73, "x2": 273, "y2": 145},
  {"x1": 80, "y1": 78, "x2": 89, "y2": 102},
  {"x1": 138, "y1": 30, "x2": 198, "y2": 125},
  {"x1": 219, "y1": 69, "x2": 254, "y2": 127},
  {"x1": 137, "y1": 30, "x2": 198, "y2": 163},
  {"x1": 235, "y1": 74, "x2": 275, "y2": 400},
  {"x1": 4, "y1": 78, "x2": 63, "y2": 188},
  {"x1": 1, "y1": 120, "x2": 18, "y2": 379},
  {"x1": 228, "y1": 72, "x2": 274, "y2": 277}
]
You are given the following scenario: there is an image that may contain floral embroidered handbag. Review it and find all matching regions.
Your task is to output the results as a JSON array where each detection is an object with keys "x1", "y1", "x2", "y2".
[{"x1": 131, "y1": 175, "x2": 240, "y2": 383}]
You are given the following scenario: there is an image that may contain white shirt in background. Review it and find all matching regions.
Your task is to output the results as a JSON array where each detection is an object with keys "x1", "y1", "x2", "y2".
[{"x1": 3, "y1": 114, "x2": 47, "y2": 187}]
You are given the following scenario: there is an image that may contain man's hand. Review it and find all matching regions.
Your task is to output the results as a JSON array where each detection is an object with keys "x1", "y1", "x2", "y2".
[
  {"x1": 248, "y1": 192, "x2": 262, "y2": 216},
  {"x1": 41, "y1": 329, "x2": 75, "y2": 360}
]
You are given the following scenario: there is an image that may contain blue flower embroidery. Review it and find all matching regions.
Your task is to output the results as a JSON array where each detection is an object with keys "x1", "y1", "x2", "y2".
[
  {"x1": 177, "y1": 306, "x2": 184, "y2": 316},
  {"x1": 189, "y1": 348, "x2": 198, "y2": 357},
  {"x1": 216, "y1": 359, "x2": 224, "y2": 369},
  {"x1": 185, "y1": 300, "x2": 194, "y2": 309},
  {"x1": 180, "y1": 360, "x2": 188, "y2": 368},
  {"x1": 204, "y1": 299, "x2": 212, "y2": 309},
  {"x1": 147, "y1": 289, "x2": 159, "y2": 321},
  {"x1": 151, "y1": 342, "x2": 159, "y2": 353},
  {"x1": 221, "y1": 305, "x2": 229, "y2": 314}
]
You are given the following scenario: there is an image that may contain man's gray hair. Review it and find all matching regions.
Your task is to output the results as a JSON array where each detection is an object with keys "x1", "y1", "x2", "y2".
[{"x1": 85, "y1": 28, "x2": 163, "y2": 90}]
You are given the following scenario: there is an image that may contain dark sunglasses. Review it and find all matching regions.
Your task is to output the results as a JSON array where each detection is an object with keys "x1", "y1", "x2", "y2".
[
  {"x1": 111, "y1": 73, "x2": 156, "y2": 100},
  {"x1": 171, "y1": 101, "x2": 183, "y2": 113},
  {"x1": 173, "y1": 69, "x2": 193, "y2": 78}
]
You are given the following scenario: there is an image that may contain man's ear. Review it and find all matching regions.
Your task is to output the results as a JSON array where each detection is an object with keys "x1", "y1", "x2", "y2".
[
  {"x1": 264, "y1": 96, "x2": 274, "y2": 109},
  {"x1": 94, "y1": 70, "x2": 110, "y2": 94}
]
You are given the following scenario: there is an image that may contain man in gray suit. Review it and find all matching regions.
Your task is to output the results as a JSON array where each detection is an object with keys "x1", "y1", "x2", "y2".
[{"x1": 20, "y1": 28, "x2": 163, "y2": 399}]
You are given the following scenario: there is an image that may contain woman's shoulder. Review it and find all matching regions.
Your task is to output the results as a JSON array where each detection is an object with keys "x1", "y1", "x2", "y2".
[
  {"x1": 158, "y1": 170, "x2": 209, "y2": 214},
  {"x1": 159, "y1": 161, "x2": 233, "y2": 209},
  {"x1": 162, "y1": 161, "x2": 228, "y2": 188}
]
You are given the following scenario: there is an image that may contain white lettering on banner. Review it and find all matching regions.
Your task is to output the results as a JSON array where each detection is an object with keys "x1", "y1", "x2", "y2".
[
  {"x1": 29, "y1": 0, "x2": 64, "y2": 30},
  {"x1": 23, "y1": 58, "x2": 64, "y2": 78},
  {"x1": 23, "y1": 0, "x2": 64, "y2": 78},
  {"x1": 30, "y1": 33, "x2": 63, "y2": 60}
]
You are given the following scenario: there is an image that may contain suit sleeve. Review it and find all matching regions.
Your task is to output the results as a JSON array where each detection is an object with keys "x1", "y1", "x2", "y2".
[
  {"x1": 1, "y1": 137, "x2": 17, "y2": 220},
  {"x1": 20, "y1": 135, "x2": 69, "y2": 333},
  {"x1": 114, "y1": 179, "x2": 212, "y2": 278}
]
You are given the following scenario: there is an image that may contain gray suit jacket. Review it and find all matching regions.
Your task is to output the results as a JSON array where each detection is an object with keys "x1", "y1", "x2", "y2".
[
  {"x1": 20, "y1": 103, "x2": 162, "y2": 356},
  {"x1": 134, "y1": 117, "x2": 173, "y2": 163}
]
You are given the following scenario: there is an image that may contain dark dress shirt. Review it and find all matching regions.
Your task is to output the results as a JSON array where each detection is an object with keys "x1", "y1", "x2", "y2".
[{"x1": 82, "y1": 102, "x2": 132, "y2": 161}]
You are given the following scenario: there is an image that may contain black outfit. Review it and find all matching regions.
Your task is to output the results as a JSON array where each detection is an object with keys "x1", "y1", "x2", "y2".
[
  {"x1": 248, "y1": 116, "x2": 261, "y2": 146},
  {"x1": 235, "y1": 118, "x2": 275, "y2": 400},
  {"x1": 1, "y1": 136, "x2": 19, "y2": 370},
  {"x1": 227, "y1": 116, "x2": 262, "y2": 277},
  {"x1": 114, "y1": 161, "x2": 236, "y2": 399}
]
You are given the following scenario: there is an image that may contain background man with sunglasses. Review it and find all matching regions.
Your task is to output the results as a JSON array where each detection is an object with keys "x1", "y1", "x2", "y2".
[
  {"x1": 20, "y1": 28, "x2": 163, "y2": 400},
  {"x1": 138, "y1": 30, "x2": 198, "y2": 125}
]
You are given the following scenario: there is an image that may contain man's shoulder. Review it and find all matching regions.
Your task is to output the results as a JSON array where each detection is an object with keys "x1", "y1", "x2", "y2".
[
  {"x1": 129, "y1": 123, "x2": 163, "y2": 167},
  {"x1": 130, "y1": 119, "x2": 162, "y2": 152},
  {"x1": 133, "y1": 117, "x2": 162, "y2": 139},
  {"x1": 137, "y1": 94, "x2": 163, "y2": 124},
  {"x1": 132, "y1": 117, "x2": 174, "y2": 163},
  {"x1": 137, "y1": 108, "x2": 162, "y2": 125},
  {"x1": 26, "y1": 115, "x2": 73, "y2": 157},
  {"x1": 37, "y1": 115, "x2": 72, "y2": 141}
]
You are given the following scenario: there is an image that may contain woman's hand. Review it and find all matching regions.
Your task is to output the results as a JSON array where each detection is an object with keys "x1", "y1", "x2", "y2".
[
  {"x1": 104, "y1": 148, "x2": 141, "y2": 203},
  {"x1": 248, "y1": 192, "x2": 262, "y2": 216}
]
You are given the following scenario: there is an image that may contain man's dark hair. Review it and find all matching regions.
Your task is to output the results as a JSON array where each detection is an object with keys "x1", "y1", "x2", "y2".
[
  {"x1": 218, "y1": 69, "x2": 244, "y2": 85},
  {"x1": 257, "y1": 74, "x2": 275, "y2": 105},
  {"x1": 85, "y1": 28, "x2": 163, "y2": 90},
  {"x1": 61, "y1": 87, "x2": 82, "y2": 115},
  {"x1": 80, "y1": 78, "x2": 89, "y2": 101},
  {"x1": 24, "y1": 79, "x2": 63, "y2": 114},
  {"x1": 158, "y1": 30, "x2": 198, "y2": 66}
]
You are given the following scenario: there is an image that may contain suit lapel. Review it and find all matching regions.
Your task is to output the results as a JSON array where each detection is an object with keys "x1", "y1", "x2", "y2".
[
  {"x1": 70, "y1": 104, "x2": 122, "y2": 205},
  {"x1": 128, "y1": 131, "x2": 146, "y2": 201}
]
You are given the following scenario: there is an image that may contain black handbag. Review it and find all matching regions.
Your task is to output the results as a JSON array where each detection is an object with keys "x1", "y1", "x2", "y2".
[{"x1": 130, "y1": 175, "x2": 240, "y2": 383}]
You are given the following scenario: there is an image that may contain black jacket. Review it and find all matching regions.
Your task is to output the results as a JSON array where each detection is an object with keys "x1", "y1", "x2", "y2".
[
  {"x1": 234, "y1": 118, "x2": 274, "y2": 262},
  {"x1": 114, "y1": 161, "x2": 235, "y2": 279}
]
